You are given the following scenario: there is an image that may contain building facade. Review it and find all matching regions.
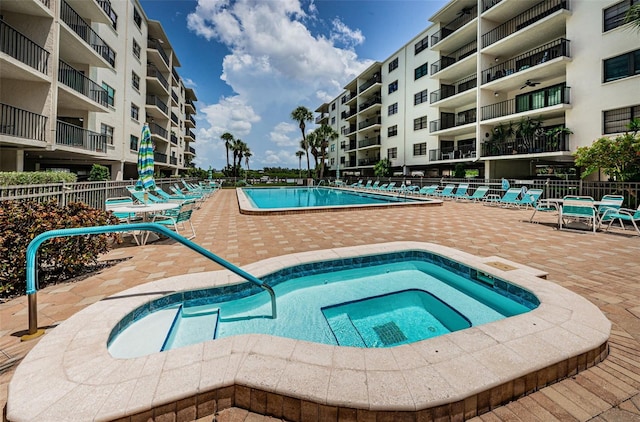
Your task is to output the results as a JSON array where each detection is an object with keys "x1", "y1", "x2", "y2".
[
  {"x1": 317, "y1": 0, "x2": 639, "y2": 180},
  {"x1": 0, "y1": 0, "x2": 197, "y2": 180}
]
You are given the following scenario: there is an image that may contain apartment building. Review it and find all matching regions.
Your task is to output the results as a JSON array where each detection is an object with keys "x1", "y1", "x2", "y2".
[
  {"x1": 0, "y1": 0, "x2": 197, "y2": 180},
  {"x1": 318, "y1": 0, "x2": 639, "y2": 180}
]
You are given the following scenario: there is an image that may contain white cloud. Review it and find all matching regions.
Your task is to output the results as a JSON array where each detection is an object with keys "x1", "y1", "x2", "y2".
[
  {"x1": 269, "y1": 122, "x2": 299, "y2": 147},
  {"x1": 182, "y1": 77, "x2": 197, "y2": 88},
  {"x1": 330, "y1": 18, "x2": 365, "y2": 48}
]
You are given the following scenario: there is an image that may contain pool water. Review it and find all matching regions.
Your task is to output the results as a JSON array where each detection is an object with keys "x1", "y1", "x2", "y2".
[
  {"x1": 242, "y1": 187, "x2": 419, "y2": 209},
  {"x1": 108, "y1": 255, "x2": 538, "y2": 358}
]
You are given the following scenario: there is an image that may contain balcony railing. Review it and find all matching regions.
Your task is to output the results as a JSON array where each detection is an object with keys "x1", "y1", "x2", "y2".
[
  {"x1": 147, "y1": 63, "x2": 168, "y2": 91},
  {"x1": 430, "y1": 40, "x2": 477, "y2": 75},
  {"x1": 56, "y1": 120, "x2": 106, "y2": 152},
  {"x1": 481, "y1": 132, "x2": 569, "y2": 157},
  {"x1": 483, "y1": 0, "x2": 504, "y2": 12},
  {"x1": 188, "y1": 146, "x2": 196, "y2": 154},
  {"x1": 171, "y1": 112, "x2": 178, "y2": 125},
  {"x1": 171, "y1": 66, "x2": 180, "y2": 82},
  {"x1": 358, "y1": 157, "x2": 380, "y2": 166},
  {"x1": 96, "y1": 0, "x2": 117, "y2": 29},
  {"x1": 58, "y1": 60, "x2": 108, "y2": 107},
  {"x1": 482, "y1": 38, "x2": 571, "y2": 84},
  {"x1": 359, "y1": 96, "x2": 382, "y2": 112},
  {"x1": 185, "y1": 129, "x2": 195, "y2": 140},
  {"x1": 61, "y1": 1, "x2": 115, "y2": 66},
  {"x1": 341, "y1": 109, "x2": 357, "y2": 119},
  {"x1": 145, "y1": 95, "x2": 168, "y2": 115},
  {"x1": 343, "y1": 125, "x2": 357, "y2": 135},
  {"x1": 147, "y1": 38, "x2": 169, "y2": 67},
  {"x1": 1, "y1": 103, "x2": 47, "y2": 142},
  {"x1": 171, "y1": 90, "x2": 179, "y2": 104},
  {"x1": 315, "y1": 114, "x2": 327, "y2": 124},
  {"x1": 149, "y1": 122, "x2": 168, "y2": 139},
  {"x1": 358, "y1": 116, "x2": 381, "y2": 130},
  {"x1": 185, "y1": 98, "x2": 196, "y2": 110},
  {"x1": 170, "y1": 133, "x2": 178, "y2": 145},
  {"x1": 429, "y1": 109, "x2": 476, "y2": 132},
  {"x1": 429, "y1": 146, "x2": 476, "y2": 161},
  {"x1": 430, "y1": 74, "x2": 477, "y2": 103},
  {"x1": 358, "y1": 74, "x2": 381, "y2": 93},
  {"x1": 358, "y1": 136, "x2": 381, "y2": 148},
  {"x1": 1, "y1": 19, "x2": 50, "y2": 74},
  {"x1": 431, "y1": 4, "x2": 478, "y2": 45},
  {"x1": 481, "y1": 86, "x2": 570, "y2": 120},
  {"x1": 341, "y1": 92, "x2": 356, "y2": 104},
  {"x1": 186, "y1": 114, "x2": 196, "y2": 126},
  {"x1": 154, "y1": 151, "x2": 167, "y2": 163},
  {"x1": 482, "y1": 0, "x2": 569, "y2": 48},
  {"x1": 39, "y1": 0, "x2": 51, "y2": 7},
  {"x1": 170, "y1": 156, "x2": 177, "y2": 165}
]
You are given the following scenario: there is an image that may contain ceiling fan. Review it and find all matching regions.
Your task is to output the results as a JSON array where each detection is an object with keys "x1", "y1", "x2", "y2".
[
  {"x1": 457, "y1": 7, "x2": 472, "y2": 16},
  {"x1": 520, "y1": 80, "x2": 541, "y2": 89}
]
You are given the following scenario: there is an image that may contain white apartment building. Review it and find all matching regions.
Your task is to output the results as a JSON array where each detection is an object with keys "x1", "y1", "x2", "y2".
[
  {"x1": 0, "y1": 0, "x2": 197, "y2": 180},
  {"x1": 317, "y1": 0, "x2": 640, "y2": 180}
]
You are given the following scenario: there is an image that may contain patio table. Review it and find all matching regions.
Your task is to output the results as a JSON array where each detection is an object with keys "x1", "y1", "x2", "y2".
[
  {"x1": 109, "y1": 202, "x2": 179, "y2": 245},
  {"x1": 534, "y1": 198, "x2": 602, "y2": 230}
]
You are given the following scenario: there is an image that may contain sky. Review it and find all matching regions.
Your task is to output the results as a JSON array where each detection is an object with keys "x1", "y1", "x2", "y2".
[{"x1": 139, "y1": 0, "x2": 449, "y2": 171}]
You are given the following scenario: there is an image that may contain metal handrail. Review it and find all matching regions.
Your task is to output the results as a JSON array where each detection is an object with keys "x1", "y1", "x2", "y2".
[{"x1": 24, "y1": 223, "x2": 277, "y2": 337}]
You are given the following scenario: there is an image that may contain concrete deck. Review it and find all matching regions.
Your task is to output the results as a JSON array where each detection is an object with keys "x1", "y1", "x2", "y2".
[{"x1": 2, "y1": 188, "x2": 640, "y2": 421}]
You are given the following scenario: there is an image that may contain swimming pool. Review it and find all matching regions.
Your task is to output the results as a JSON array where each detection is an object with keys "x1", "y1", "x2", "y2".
[
  {"x1": 237, "y1": 186, "x2": 440, "y2": 214},
  {"x1": 108, "y1": 253, "x2": 538, "y2": 358}
]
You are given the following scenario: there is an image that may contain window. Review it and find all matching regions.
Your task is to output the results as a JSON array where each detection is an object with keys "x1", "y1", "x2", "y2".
[
  {"x1": 604, "y1": 49, "x2": 640, "y2": 82},
  {"x1": 415, "y1": 36, "x2": 428, "y2": 55},
  {"x1": 330, "y1": 144, "x2": 336, "y2": 152},
  {"x1": 515, "y1": 84, "x2": 566, "y2": 113},
  {"x1": 388, "y1": 125, "x2": 398, "y2": 137},
  {"x1": 388, "y1": 103, "x2": 398, "y2": 116},
  {"x1": 389, "y1": 57, "x2": 398, "y2": 72},
  {"x1": 130, "y1": 135, "x2": 138, "y2": 151},
  {"x1": 101, "y1": 123, "x2": 114, "y2": 145},
  {"x1": 330, "y1": 158, "x2": 335, "y2": 165},
  {"x1": 132, "y1": 71, "x2": 140, "y2": 90},
  {"x1": 413, "y1": 143, "x2": 427, "y2": 156},
  {"x1": 133, "y1": 7, "x2": 142, "y2": 28},
  {"x1": 102, "y1": 82, "x2": 114, "y2": 107},
  {"x1": 132, "y1": 39, "x2": 141, "y2": 59},
  {"x1": 414, "y1": 89, "x2": 428, "y2": 105},
  {"x1": 341, "y1": 95, "x2": 347, "y2": 104},
  {"x1": 604, "y1": 104, "x2": 640, "y2": 134},
  {"x1": 331, "y1": 116, "x2": 336, "y2": 124},
  {"x1": 331, "y1": 103, "x2": 336, "y2": 110},
  {"x1": 604, "y1": 0, "x2": 639, "y2": 32},
  {"x1": 388, "y1": 147, "x2": 397, "y2": 159},
  {"x1": 414, "y1": 116, "x2": 428, "y2": 130},
  {"x1": 388, "y1": 80, "x2": 398, "y2": 94},
  {"x1": 131, "y1": 103, "x2": 139, "y2": 120},
  {"x1": 415, "y1": 62, "x2": 428, "y2": 80},
  {"x1": 340, "y1": 157, "x2": 345, "y2": 165}
]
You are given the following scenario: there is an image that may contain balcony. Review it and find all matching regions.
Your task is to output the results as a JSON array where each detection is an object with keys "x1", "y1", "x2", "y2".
[
  {"x1": 429, "y1": 145, "x2": 476, "y2": 161},
  {"x1": 358, "y1": 73, "x2": 381, "y2": 94},
  {"x1": 185, "y1": 98, "x2": 196, "y2": 114},
  {"x1": 344, "y1": 140, "x2": 357, "y2": 151},
  {"x1": 358, "y1": 136, "x2": 381, "y2": 148},
  {"x1": 359, "y1": 95, "x2": 381, "y2": 112},
  {"x1": 184, "y1": 146, "x2": 196, "y2": 155},
  {"x1": 184, "y1": 129, "x2": 195, "y2": 141},
  {"x1": 58, "y1": 60, "x2": 108, "y2": 110},
  {"x1": 429, "y1": 109, "x2": 476, "y2": 132},
  {"x1": 342, "y1": 91, "x2": 357, "y2": 105},
  {"x1": 171, "y1": 90, "x2": 179, "y2": 105},
  {"x1": 171, "y1": 66, "x2": 180, "y2": 83},
  {"x1": 481, "y1": 85, "x2": 570, "y2": 121},
  {"x1": 147, "y1": 38, "x2": 169, "y2": 68},
  {"x1": 430, "y1": 74, "x2": 477, "y2": 104},
  {"x1": 147, "y1": 63, "x2": 169, "y2": 92},
  {"x1": 60, "y1": 1, "x2": 115, "y2": 67},
  {"x1": 431, "y1": 4, "x2": 478, "y2": 46},
  {"x1": 315, "y1": 113, "x2": 328, "y2": 124},
  {"x1": 482, "y1": 0, "x2": 569, "y2": 48},
  {"x1": 95, "y1": 0, "x2": 117, "y2": 29},
  {"x1": 170, "y1": 133, "x2": 178, "y2": 145},
  {"x1": 342, "y1": 125, "x2": 357, "y2": 136},
  {"x1": 0, "y1": 0, "x2": 52, "y2": 16},
  {"x1": 56, "y1": 120, "x2": 106, "y2": 152},
  {"x1": 185, "y1": 114, "x2": 196, "y2": 128},
  {"x1": 170, "y1": 156, "x2": 178, "y2": 165},
  {"x1": 145, "y1": 95, "x2": 168, "y2": 116},
  {"x1": 341, "y1": 109, "x2": 357, "y2": 120},
  {"x1": 154, "y1": 151, "x2": 167, "y2": 163},
  {"x1": 149, "y1": 122, "x2": 168, "y2": 140},
  {"x1": 481, "y1": 131, "x2": 569, "y2": 157},
  {"x1": 431, "y1": 40, "x2": 477, "y2": 75},
  {"x1": 171, "y1": 112, "x2": 179, "y2": 126},
  {"x1": 482, "y1": 38, "x2": 570, "y2": 84},
  {"x1": 358, "y1": 157, "x2": 380, "y2": 166},
  {"x1": 0, "y1": 19, "x2": 50, "y2": 75},
  {"x1": 1, "y1": 103, "x2": 48, "y2": 143},
  {"x1": 358, "y1": 117, "x2": 381, "y2": 131},
  {"x1": 65, "y1": 0, "x2": 112, "y2": 25}
]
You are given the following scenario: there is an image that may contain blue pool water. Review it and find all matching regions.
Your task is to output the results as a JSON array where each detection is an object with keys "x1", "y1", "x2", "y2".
[
  {"x1": 108, "y1": 252, "x2": 539, "y2": 358},
  {"x1": 242, "y1": 187, "x2": 420, "y2": 209}
]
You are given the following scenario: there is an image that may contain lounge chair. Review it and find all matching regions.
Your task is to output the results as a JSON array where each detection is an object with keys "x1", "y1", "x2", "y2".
[
  {"x1": 517, "y1": 188, "x2": 544, "y2": 209},
  {"x1": 368, "y1": 181, "x2": 380, "y2": 190},
  {"x1": 380, "y1": 182, "x2": 396, "y2": 192},
  {"x1": 529, "y1": 198, "x2": 559, "y2": 223},
  {"x1": 457, "y1": 186, "x2": 490, "y2": 202},
  {"x1": 434, "y1": 184, "x2": 455, "y2": 197},
  {"x1": 596, "y1": 194, "x2": 624, "y2": 225},
  {"x1": 373, "y1": 183, "x2": 388, "y2": 191},
  {"x1": 152, "y1": 199, "x2": 197, "y2": 239},
  {"x1": 604, "y1": 205, "x2": 640, "y2": 236},
  {"x1": 155, "y1": 187, "x2": 203, "y2": 207},
  {"x1": 485, "y1": 188, "x2": 522, "y2": 207},
  {"x1": 560, "y1": 196, "x2": 597, "y2": 233},
  {"x1": 350, "y1": 179, "x2": 363, "y2": 188},
  {"x1": 442, "y1": 183, "x2": 468, "y2": 200},
  {"x1": 361, "y1": 180, "x2": 372, "y2": 190}
]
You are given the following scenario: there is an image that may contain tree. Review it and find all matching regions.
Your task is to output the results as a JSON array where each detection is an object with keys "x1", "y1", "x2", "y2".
[
  {"x1": 305, "y1": 130, "x2": 320, "y2": 173},
  {"x1": 290, "y1": 106, "x2": 313, "y2": 177},
  {"x1": 313, "y1": 124, "x2": 339, "y2": 178},
  {"x1": 574, "y1": 132, "x2": 640, "y2": 181},
  {"x1": 374, "y1": 158, "x2": 391, "y2": 178},
  {"x1": 295, "y1": 150, "x2": 305, "y2": 178},
  {"x1": 299, "y1": 138, "x2": 311, "y2": 179},
  {"x1": 88, "y1": 164, "x2": 110, "y2": 181},
  {"x1": 232, "y1": 139, "x2": 248, "y2": 177},
  {"x1": 624, "y1": 4, "x2": 640, "y2": 32},
  {"x1": 221, "y1": 132, "x2": 234, "y2": 168},
  {"x1": 244, "y1": 149, "x2": 252, "y2": 171}
]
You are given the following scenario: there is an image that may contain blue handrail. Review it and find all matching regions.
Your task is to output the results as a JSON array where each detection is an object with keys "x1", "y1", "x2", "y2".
[{"x1": 24, "y1": 223, "x2": 276, "y2": 336}]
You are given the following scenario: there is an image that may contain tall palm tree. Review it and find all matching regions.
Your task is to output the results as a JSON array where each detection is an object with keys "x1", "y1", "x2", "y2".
[
  {"x1": 295, "y1": 150, "x2": 305, "y2": 178},
  {"x1": 299, "y1": 138, "x2": 310, "y2": 179},
  {"x1": 290, "y1": 106, "x2": 313, "y2": 177},
  {"x1": 625, "y1": 4, "x2": 640, "y2": 31},
  {"x1": 221, "y1": 132, "x2": 234, "y2": 169},
  {"x1": 244, "y1": 149, "x2": 252, "y2": 171},
  {"x1": 314, "y1": 124, "x2": 339, "y2": 179},
  {"x1": 233, "y1": 139, "x2": 247, "y2": 177},
  {"x1": 305, "y1": 130, "x2": 320, "y2": 173}
]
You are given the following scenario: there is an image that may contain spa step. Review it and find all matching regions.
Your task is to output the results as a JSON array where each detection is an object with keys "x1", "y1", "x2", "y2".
[
  {"x1": 161, "y1": 305, "x2": 219, "y2": 351},
  {"x1": 325, "y1": 313, "x2": 366, "y2": 347}
]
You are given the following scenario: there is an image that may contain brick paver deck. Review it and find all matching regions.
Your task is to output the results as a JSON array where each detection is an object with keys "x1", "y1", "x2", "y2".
[{"x1": 1, "y1": 189, "x2": 640, "y2": 421}]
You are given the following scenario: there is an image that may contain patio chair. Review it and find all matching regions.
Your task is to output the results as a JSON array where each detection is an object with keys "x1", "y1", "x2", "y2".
[
  {"x1": 373, "y1": 183, "x2": 388, "y2": 191},
  {"x1": 105, "y1": 197, "x2": 140, "y2": 223},
  {"x1": 485, "y1": 188, "x2": 522, "y2": 207},
  {"x1": 529, "y1": 199, "x2": 559, "y2": 224},
  {"x1": 559, "y1": 195, "x2": 597, "y2": 233},
  {"x1": 361, "y1": 180, "x2": 372, "y2": 190},
  {"x1": 434, "y1": 184, "x2": 456, "y2": 198},
  {"x1": 350, "y1": 179, "x2": 363, "y2": 188},
  {"x1": 127, "y1": 186, "x2": 172, "y2": 205},
  {"x1": 415, "y1": 185, "x2": 439, "y2": 196},
  {"x1": 517, "y1": 188, "x2": 544, "y2": 209},
  {"x1": 596, "y1": 194, "x2": 624, "y2": 225},
  {"x1": 368, "y1": 181, "x2": 380, "y2": 190},
  {"x1": 604, "y1": 205, "x2": 640, "y2": 236},
  {"x1": 155, "y1": 187, "x2": 202, "y2": 207},
  {"x1": 442, "y1": 183, "x2": 468, "y2": 200},
  {"x1": 457, "y1": 186, "x2": 490, "y2": 202},
  {"x1": 152, "y1": 199, "x2": 197, "y2": 239},
  {"x1": 380, "y1": 182, "x2": 396, "y2": 192}
]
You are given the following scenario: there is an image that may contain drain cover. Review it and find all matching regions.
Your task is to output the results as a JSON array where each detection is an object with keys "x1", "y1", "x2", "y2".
[{"x1": 373, "y1": 321, "x2": 407, "y2": 346}]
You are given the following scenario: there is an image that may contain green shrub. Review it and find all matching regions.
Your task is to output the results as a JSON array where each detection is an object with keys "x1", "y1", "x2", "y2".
[
  {"x1": 0, "y1": 199, "x2": 119, "y2": 298},
  {"x1": 88, "y1": 164, "x2": 110, "y2": 181},
  {"x1": 0, "y1": 171, "x2": 77, "y2": 186}
]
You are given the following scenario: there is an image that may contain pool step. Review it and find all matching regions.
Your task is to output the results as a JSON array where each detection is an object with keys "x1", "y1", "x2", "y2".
[
  {"x1": 325, "y1": 313, "x2": 366, "y2": 347},
  {"x1": 161, "y1": 305, "x2": 219, "y2": 351}
]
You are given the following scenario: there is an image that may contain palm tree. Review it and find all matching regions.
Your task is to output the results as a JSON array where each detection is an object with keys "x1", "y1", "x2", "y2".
[
  {"x1": 290, "y1": 106, "x2": 313, "y2": 177},
  {"x1": 313, "y1": 124, "x2": 339, "y2": 178},
  {"x1": 233, "y1": 139, "x2": 247, "y2": 177},
  {"x1": 295, "y1": 150, "x2": 305, "y2": 178},
  {"x1": 624, "y1": 4, "x2": 640, "y2": 31},
  {"x1": 305, "y1": 130, "x2": 320, "y2": 173},
  {"x1": 244, "y1": 149, "x2": 252, "y2": 171},
  {"x1": 299, "y1": 138, "x2": 310, "y2": 179},
  {"x1": 221, "y1": 132, "x2": 234, "y2": 169}
]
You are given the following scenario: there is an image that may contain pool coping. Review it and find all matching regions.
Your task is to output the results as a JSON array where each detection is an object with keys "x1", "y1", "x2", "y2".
[
  {"x1": 236, "y1": 187, "x2": 442, "y2": 215},
  {"x1": 6, "y1": 242, "x2": 610, "y2": 421}
]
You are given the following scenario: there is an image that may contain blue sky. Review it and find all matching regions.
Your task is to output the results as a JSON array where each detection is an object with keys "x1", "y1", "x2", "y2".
[{"x1": 140, "y1": 0, "x2": 448, "y2": 170}]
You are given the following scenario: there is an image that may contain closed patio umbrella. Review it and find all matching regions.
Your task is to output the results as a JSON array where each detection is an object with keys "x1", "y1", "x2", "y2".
[{"x1": 136, "y1": 123, "x2": 156, "y2": 192}]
